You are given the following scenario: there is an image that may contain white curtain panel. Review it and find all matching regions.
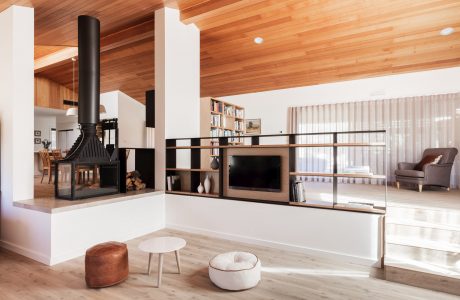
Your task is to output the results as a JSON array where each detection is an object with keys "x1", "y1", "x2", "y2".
[{"x1": 288, "y1": 93, "x2": 460, "y2": 188}]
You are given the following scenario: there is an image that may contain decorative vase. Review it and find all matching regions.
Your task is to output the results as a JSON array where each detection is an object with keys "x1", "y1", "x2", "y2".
[
  {"x1": 204, "y1": 175, "x2": 211, "y2": 194},
  {"x1": 197, "y1": 182, "x2": 204, "y2": 194},
  {"x1": 210, "y1": 157, "x2": 220, "y2": 170}
]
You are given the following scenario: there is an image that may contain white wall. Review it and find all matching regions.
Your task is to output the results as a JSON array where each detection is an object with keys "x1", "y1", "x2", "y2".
[
  {"x1": 100, "y1": 91, "x2": 119, "y2": 119},
  {"x1": 223, "y1": 67, "x2": 460, "y2": 135},
  {"x1": 117, "y1": 91, "x2": 146, "y2": 148},
  {"x1": 34, "y1": 115, "x2": 56, "y2": 152},
  {"x1": 101, "y1": 90, "x2": 146, "y2": 171},
  {"x1": 166, "y1": 194, "x2": 383, "y2": 266},
  {"x1": 100, "y1": 90, "x2": 146, "y2": 148}
]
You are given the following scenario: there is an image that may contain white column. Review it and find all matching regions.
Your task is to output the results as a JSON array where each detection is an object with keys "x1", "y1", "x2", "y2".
[
  {"x1": 0, "y1": 5, "x2": 34, "y2": 202},
  {"x1": 154, "y1": 8, "x2": 200, "y2": 190},
  {"x1": 0, "y1": 6, "x2": 42, "y2": 258}
]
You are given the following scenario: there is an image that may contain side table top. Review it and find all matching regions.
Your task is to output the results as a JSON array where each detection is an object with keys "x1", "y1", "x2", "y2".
[{"x1": 139, "y1": 237, "x2": 186, "y2": 254}]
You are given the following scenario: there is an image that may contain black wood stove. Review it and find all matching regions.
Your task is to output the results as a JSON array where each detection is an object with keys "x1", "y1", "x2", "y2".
[{"x1": 55, "y1": 16, "x2": 119, "y2": 200}]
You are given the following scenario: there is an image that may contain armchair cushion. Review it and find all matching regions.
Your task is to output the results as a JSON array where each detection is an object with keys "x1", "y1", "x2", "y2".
[
  {"x1": 414, "y1": 155, "x2": 442, "y2": 171},
  {"x1": 398, "y1": 162, "x2": 417, "y2": 170},
  {"x1": 395, "y1": 169, "x2": 425, "y2": 178}
]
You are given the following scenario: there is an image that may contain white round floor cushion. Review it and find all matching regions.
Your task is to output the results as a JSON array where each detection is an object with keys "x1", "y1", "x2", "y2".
[{"x1": 209, "y1": 251, "x2": 261, "y2": 291}]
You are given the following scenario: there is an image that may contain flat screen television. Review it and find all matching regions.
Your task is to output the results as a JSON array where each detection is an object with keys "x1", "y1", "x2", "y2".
[{"x1": 229, "y1": 155, "x2": 281, "y2": 192}]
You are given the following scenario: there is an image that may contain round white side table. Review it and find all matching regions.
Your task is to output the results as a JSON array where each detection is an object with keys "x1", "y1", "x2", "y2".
[{"x1": 138, "y1": 237, "x2": 186, "y2": 288}]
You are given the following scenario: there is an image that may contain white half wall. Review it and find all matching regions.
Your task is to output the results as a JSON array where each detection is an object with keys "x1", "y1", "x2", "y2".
[
  {"x1": 166, "y1": 194, "x2": 383, "y2": 266},
  {"x1": 50, "y1": 194, "x2": 165, "y2": 265},
  {"x1": 222, "y1": 67, "x2": 460, "y2": 135}
]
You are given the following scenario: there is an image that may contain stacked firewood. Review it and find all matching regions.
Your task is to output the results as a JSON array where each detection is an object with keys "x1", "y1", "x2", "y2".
[{"x1": 126, "y1": 170, "x2": 146, "y2": 191}]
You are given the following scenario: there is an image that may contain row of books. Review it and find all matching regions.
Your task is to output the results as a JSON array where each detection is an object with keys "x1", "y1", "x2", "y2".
[
  {"x1": 211, "y1": 114, "x2": 221, "y2": 127},
  {"x1": 166, "y1": 175, "x2": 181, "y2": 191},
  {"x1": 210, "y1": 128, "x2": 222, "y2": 137},
  {"x1": 211, "y1": 100, "x2": 222, "y2": 113},
  {"x1": 235, "y1": 109, "x2": 244, "y2": 119},
  {"x1": 234, "y1": 120, "x2": 244, "y2": 131},
  {"x1": 291, "y1": 180, "x2": 305, "y2": 202}
]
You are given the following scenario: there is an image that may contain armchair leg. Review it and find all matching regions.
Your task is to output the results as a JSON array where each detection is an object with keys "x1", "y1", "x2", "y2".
[
  {"x1": 447, "y1": 187, "x2": 450, "y2": 191},
  {"x1": 418, "y1": 184, "x2": 423, "y2": 192},
  {"x1": 396, "y1": 182, "x2": 400, "y2": 189}
]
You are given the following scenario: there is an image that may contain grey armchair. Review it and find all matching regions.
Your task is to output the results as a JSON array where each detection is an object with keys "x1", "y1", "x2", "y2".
[{"x1": 395, "y1": 148, "x2": 458, "y2": 192}]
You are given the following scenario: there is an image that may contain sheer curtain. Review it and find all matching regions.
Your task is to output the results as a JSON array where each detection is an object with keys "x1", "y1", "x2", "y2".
[{"x1": 288, "y1": 93, "x2": 460, "y2": 188}]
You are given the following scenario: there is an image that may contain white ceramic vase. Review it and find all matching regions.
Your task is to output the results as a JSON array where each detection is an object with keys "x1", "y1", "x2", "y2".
[
  {"x1": 204, "y1": 175, "x2": 211, "y2": 194},
  {"x1": 197, "y1": 182, "x2": 204, "y2": 194}
]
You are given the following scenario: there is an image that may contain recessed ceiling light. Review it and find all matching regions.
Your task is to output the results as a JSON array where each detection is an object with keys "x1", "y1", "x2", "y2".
[
  {"x1": 440, "y1": 27, "x2": 455, "y2": 36},
  {"x1": 254, "y1": 37, "x2": 264, "y2": 44}
]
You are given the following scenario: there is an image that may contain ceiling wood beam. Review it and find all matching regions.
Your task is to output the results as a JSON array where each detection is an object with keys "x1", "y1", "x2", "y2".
[
  {"x1": 100, "y1": 19, "x2": 154, "y2": 53},
  {"x1": 179, "y1": 0, "x2": 250, "y2": 25},
  {"x1": 34, "y1": 19, "x2": 155, "y2": 73},
  {"x1": 34, "y1": 47, "x2": 78, "y2": 72}
]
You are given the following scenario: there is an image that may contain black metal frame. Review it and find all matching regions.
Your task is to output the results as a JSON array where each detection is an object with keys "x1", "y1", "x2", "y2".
[
  {"x1": 165, "y1": 130, "x2": 387, "y2": 214},
  {"x1": 54, "y1": 161, "x2": 120, "y2": 200}
]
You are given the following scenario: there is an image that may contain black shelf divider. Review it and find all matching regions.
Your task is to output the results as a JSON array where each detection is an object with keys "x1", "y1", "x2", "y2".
[
  {"x1": 288, "y1": 134, "x2": 296, "y2": 202},
  {"x1": 190, "y1": 138, "x2": 201, "y2": 193},
  {"x1": 332, "y1": 132, "x2": 338, "y2": 205},
  {"x1": 218, "y1": 137, "x2": 229, "y2": 198}
]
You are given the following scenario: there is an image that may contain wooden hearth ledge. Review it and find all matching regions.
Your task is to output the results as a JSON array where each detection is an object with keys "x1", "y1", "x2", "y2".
[{"x1": 14, "y1": 189, "x2": 163, "y2": 214}]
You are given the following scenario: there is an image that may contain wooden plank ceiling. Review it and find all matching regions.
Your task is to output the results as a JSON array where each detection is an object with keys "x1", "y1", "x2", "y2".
[{"x1": 3, "y1": 0, "x2": 460, "y2": 103}]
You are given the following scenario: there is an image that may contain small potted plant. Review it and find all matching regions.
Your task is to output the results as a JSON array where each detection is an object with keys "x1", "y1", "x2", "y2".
[{"x1": 42, "y1": 139, "x2": 51, "y2": 150}]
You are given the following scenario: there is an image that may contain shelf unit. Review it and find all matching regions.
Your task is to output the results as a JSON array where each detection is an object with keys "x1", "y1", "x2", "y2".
[
  {"x1": 200, "y1": 97, "x2": 245, "y2": 169},
  {"x1": 166, "y1": 130, "x2": 387, "y2": 215}
]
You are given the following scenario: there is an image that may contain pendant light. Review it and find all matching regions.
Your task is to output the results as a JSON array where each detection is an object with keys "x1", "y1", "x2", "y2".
[
  {"x1": 65, "y1": 57, "x2": 78, "y2": 116},
  {"x1": 65, "y1": 56, "x2": 107, "y2": 117}
]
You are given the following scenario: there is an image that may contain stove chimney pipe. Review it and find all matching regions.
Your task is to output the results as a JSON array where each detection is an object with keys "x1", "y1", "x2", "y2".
[{"x1": 78, "y1": 15, "x2": 100, "y2": 125}]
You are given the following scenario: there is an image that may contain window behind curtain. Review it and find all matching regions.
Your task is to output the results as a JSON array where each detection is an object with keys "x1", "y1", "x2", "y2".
[{"x1": 288, "y1": 93, "x2": 460, "y2": 187}]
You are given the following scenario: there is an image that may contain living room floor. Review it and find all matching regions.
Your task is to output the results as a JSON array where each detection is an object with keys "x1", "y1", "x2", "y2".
[{"x1": 0, "y1": 228, "x2": 457, "y2": 300}]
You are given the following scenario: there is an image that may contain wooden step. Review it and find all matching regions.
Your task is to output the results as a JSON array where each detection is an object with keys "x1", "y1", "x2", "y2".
[
  {"x1": 386, "y1": 206, "x2": 460, "y2": 227},
  {"x1": 386, "y1": 243, "x2": 460, "y2": 271},
  {"x1": 385, "y1": 265, "x2": 460, "y2": 296},
  {"x1": 387, "y1": 236, "x2": 460, "y2": 253},
  {"x1": 386, "y1": 222, "x2": 460, "y2": 245}
]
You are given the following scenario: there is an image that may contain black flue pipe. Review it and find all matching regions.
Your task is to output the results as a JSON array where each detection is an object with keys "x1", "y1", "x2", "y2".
[{"x1": 78, "y1": 15, "x2": 100, "y2": 125}]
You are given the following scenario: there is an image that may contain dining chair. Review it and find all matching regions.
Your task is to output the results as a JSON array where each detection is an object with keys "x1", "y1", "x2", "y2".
[{"x1": 39, "y1": 150, "x2": 55, "y2": 184}]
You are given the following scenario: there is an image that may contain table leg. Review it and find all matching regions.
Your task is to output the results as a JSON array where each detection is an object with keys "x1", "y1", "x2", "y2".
[
  {"x1": 175, "y1": 250, "x2": 181, "y2": 274},
  {"x1": 157, "y1": 253, "x2": 164, "y2": 288},
  {"x1": 147, "y1": 253, "x2": 152, "y2": 275}
]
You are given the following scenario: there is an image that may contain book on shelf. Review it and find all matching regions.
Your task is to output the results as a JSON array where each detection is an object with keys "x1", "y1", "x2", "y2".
[
  {"x1": 166, "y1": 175, "x2": 181, "y2": 191},
  {"x1": 211, "y1": 99, "x2": 222, "y2": 113},
  {"x1": 235, "y1": 108, "x2": 244, "y2": 119},
  {"x1": 211, "y1": 114, "x2": 221, "y2": 127},
  {"x1": 211, "y1": 128, "x2": 222, "y2": 137},
  {"x1": 234, "y1": 120, "x2": 244, "y2": 131},
  {"x1": 223, "y1": 105, "x2": 235, "y2": 116}
]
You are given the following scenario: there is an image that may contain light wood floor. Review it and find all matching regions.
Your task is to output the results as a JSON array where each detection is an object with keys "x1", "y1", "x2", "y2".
[{"x1": 0, "y1": 228, "x2": 458, "y2": 300}]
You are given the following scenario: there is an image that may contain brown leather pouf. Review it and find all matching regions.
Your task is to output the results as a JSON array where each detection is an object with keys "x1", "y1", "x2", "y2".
[{"x1": 85, "y1": 241, "x2": 129, "y2": 288}]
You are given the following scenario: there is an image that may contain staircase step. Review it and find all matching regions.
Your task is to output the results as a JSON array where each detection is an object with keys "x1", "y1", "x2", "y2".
[
  {"x1": 385, "y1": 264, "x2": 460, "y2": 295},
  {"x1": 386, "y1": 243, "x2": 460, "y2": 270},
  {"x1": 386, "y1": 222, "x2": 460, "y2": 245},
  {"x1": 386, "y1": 206, "x2": 460, "y2": 227},
  {"x1": 387, "y1": 236, "x2": 460, "y2": 253},
  {"x1": 385, "y1": 258, "x2": 460, "y2": 279},
  {"x1": 386, "y1": 217, "x2": 460, "y2": 230}
]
